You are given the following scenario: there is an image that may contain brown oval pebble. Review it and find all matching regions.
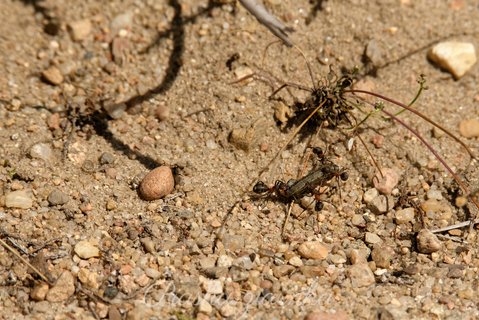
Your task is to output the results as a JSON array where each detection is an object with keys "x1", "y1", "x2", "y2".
[{"x1": 139, "y1": 166, "x2": 175, "y2": 201}]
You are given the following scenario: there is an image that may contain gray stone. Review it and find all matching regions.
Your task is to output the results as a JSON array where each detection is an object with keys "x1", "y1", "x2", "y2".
[{"x1": 47, "y1": 189, "x2": 70, "y2": 206}]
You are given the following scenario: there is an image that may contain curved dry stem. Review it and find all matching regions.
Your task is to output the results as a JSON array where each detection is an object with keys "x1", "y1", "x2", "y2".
[
  {"x1": 380, "y1": 107, "x2": 479, "y2": 211},
  {"x1": 345, "y1": 89, "x2": 476, "y2": 160}
]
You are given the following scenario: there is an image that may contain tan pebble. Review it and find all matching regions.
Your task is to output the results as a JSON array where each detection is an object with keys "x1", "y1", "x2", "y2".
[
  {"x1": 428, "y1": 41, "x2": 477, "y2": 79},
  {"x1": 30, "y1": 282, "x2": 49, "y2": 301},
  {"x1": 417, "y1": 229, "x2": 442, "y2": 253},
  {"x1": 297, "y1": 241, "x2": 329, "y2": 260},
  {"x1": 458, "y1": 119, "x2": 479, "y2": 138},
  {"x1": 155, "y1": 104, "x2": 170, "y2": 121},
  {"x1": 373, "y1": 168, "x2": 399, "y2": 195},
  {"x1": 106, "y1": 199, "x2": 117, "y2": 210},
  {"x1": 455, "y1": 196, "x2": 468, "y2": 207},
  {"x1": 41, "y1": 66, "x2": 64, "y2": 85},
  {"x1": 74, "y1": 240, "x2": 100, "y2": 259},
  {"x1": 139, "y1": 166, "x2": 175, "y2": 201},
  {"x1": 68, "y1": 19, "x2": 92, "y2": 41}
]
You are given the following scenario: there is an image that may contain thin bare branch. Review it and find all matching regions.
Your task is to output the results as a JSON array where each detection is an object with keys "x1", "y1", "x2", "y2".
[{"x1": 239, "y1": 0, "x2": 294, "y2": 47}]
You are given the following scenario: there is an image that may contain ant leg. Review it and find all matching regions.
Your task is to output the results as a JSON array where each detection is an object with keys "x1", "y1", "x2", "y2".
[{"x1": 270, "y1": 82, "x2": 312, "y2": 99}]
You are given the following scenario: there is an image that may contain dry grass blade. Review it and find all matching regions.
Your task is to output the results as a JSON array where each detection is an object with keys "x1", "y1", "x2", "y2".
[{"x1": 0, "y1": 237, "x2": 53, "y2": 285}]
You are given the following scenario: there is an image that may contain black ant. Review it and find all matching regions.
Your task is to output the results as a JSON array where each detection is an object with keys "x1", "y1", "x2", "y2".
[{"x1": 252, "y1": 147, "x2": 348, "y2": 233}]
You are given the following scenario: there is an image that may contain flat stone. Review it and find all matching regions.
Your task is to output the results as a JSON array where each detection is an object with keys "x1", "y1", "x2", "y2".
[
  {"x1": 204, "y1": 279, "x2": 223, "y2": 295},
  {"x1": 363, "y1": 188, "x2": 379, "y2": 204},
  {"x1": 5, "y1": 190, "x2": 33, "y2": 209},
  {"x1": 428, "y1": 41, "x2": 477, "y2": 79},
  {"x1": 74, "y1": 240, "x2": 100, "y2": 259},
  {"x1": 47, "y1": 189, "x2": 70, "y2": 206},
  {"x1": 348, "y1": 263, "x2": 375, "y2": 288},
  {"x1": 365, "y1": 232, "x2": 382, "y2": 245},
  {"x1": 41, "y1": 66, "x2": 63, "y2": 85},
  {"x1": 298, "y1": 241, "x2": 329, "y2": 260},
  {"x1": 30, "y1": 143, "x2": 53, "y2": 162}
]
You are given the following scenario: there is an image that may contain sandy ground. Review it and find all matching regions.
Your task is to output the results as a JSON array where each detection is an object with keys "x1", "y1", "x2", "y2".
[{"x1": 1, "y1": 0, "x2": 479, "y2": 319}]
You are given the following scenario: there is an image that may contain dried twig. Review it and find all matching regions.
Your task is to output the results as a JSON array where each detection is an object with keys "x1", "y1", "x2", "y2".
[
  {"x1": 0, "y1": 237, "x2": 53, "y2": 285},
  {"x1": 239, "y1": 0, "x2": 294, "y2": 46},
  {"x1": 430, "y1": 220, "x2": 479, "y2": 233}
]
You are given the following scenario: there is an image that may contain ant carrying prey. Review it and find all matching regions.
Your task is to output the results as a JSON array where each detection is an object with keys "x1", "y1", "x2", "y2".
[{"x1": 252, "y1": 147, "x2": 348, "y2": 233}]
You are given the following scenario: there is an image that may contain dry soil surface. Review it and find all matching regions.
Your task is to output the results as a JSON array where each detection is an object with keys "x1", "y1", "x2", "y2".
[{"x1": 1, "y1": 0, "x2": 479, "y2": 319}]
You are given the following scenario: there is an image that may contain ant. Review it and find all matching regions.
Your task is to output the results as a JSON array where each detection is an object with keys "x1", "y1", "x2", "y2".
[{"x1": 252, "y1": 147, "x2": 348, "y2": 233}]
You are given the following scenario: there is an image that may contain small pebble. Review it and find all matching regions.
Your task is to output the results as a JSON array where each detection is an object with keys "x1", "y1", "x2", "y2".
[
  {"x1": 371, "y1": 245, "x2": 394, "y2": 268},
  {"x1": 140, "y1": 237, "x2": 156, "y2": 254},
  {"x1": 395, "y1": 207, "x2": 415, "y2": 224},
  {"x1": 41, "y1": 66, "x2": 64, "y2": 85},
  {"x1": 217, "y1": 255, "x2": 233, "y2": 268},
  {"x1": 300, "y1": 266, "x2": 325, "y2": 278},
  {"x1": 74, "y1": 240, "x2": 100, "y2": 259},
  {"x1": 197, "y1": 298, "x2": 212, "y2": 315},
  {"x1": 427, "y1": 188, "x2": 443, "y2": 200},
  {"x1": 417, "y1": 229, "x2": 442, "y2": 253},
  {"x1": 273, "y1": 265, "x2": 295, "y2": 277},
  {"x1": 68, "y1": 19, "x2": 92, "y2": 41},
  {"x1": 111, "y1": 12, "x2": 134, "y2": 36},
  {"x1": 288, "y1": 256, "x2": 303, "y2": 267},
  {"x1": 349, "y1": 249, "x2": 369, "y2": 265},
  {"x1": 458, "y1": 119, "x2": 479, "y2": 138},
  {"x1": 30, "y1": 143, "x2": 53, "y2": 162},
  {"x1": 204, "y1": 279, "x2": 223, "y2": 295},
  {"x1": 297, "y1": 241, "x2": 329, "y2": 260},
  {"x1": 455, "y1": 196, "x2": 468, "y2": 207},
  {"x1": 99, "y1": 152, "x2": 115, "y2": 165},
  {"x1": 234, "y1": 66, "x2": 253, "y2": 81},
  {"x1": 428, "y1": 41, "x2": 477, "y2": 79},
  {"x1": 351, "y1": 214, "x2": 366, "y2": 227},
  {"x1": 373, "y1": 168, "x2": 399, "y2": 195},
  {"x1": 363, "y1": 188, "x2": 379, "y2": 204},
  {"x1": 155, "y1": 104, "x2": 170, "y2": 121},
  {"x1": 365, "y1": 232, "x2": 382, "y2": 245},
  {"x1": 369, "y1": 195, "x2": 392, "y2": 214},
  {"x1": 229, "y1": 127, "x2": 256, "y2": 151},
  {"x1": 365, "y1": 39, "x2": 385, "y2": 67},
  {"x1": 348, "y1": 263, "x2": 375, "y2": 288},
  {"x1": 47, "y1": 189, "x2": 70, "y2": 206},
  {"x1": 5, "y1": 190, "x2": 33, "y2": 209},
  {"x1": 30, "y1": 282, "x2": 49, "y2": 301},
  {"x1": 46, "y1": 271, "x2": 75, "y2": 302},
  {"x1": 138, "y1": 166, "x2": 175, "y2": 201}
]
